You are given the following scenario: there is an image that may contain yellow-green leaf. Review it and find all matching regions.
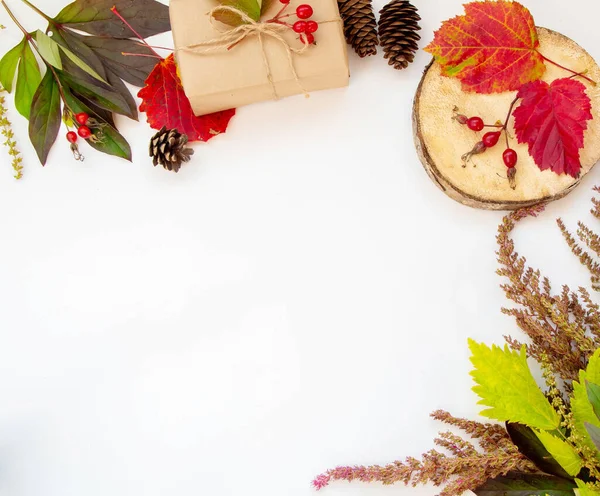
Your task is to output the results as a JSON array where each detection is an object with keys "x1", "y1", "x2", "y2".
[
  {"x1": 0, "y1": 38, "x2": 26, "y2": 93},
  {"x1": 535, "y1": 430, "x2": 583, "y2": 477},
  {"x1": 36, "y1": 31, "x2": 62, "y2": 70},
  {"x1": 14, "y1": 42, "x2": 41, "y2": 119},
  {"x1": 572, "y1": 350, "x2": 600, "y2": 456},
  {"x1": 468, "y1": 340, "x2": 560, "y2": 430},
  {"x1": 575, "y1": 479, "x2": 600, "y2": 496}
]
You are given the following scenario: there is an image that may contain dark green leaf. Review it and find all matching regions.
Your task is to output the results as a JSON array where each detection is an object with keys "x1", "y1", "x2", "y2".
[
  {"x1": 79, "y1": 35, "x2": 157, "y2": 87},
  {"x1": 104, "y1": 68, "x2": 138, "y2": 120},
  {"x1": 0, "y1": 38, "x2": 26, "y2": 93},
  {"x1": 57, "y1": 60, "x2": 135, "y2": 118},
  {"x1": 51, "y1": 29, "x2": 107, "y2": 81},
  {"x1": 54, "y1": 0, "x2": 170, "y2": 38},
  {"x1": 63, "y1": 87, "x2": 131, "y2": 161},
  {"x1": 73, "y1": 92, "x2": 115, "y2": 127},
  {"x1": 15, "y1": 42, "x2": 42, "y2": 119},
  {"x1": 506, "y1": 423, "x2": 572, "y2": 479},
  {"x1": 473, "y1": 472, "x2": 576, "y2": 496},
  {"x1": 585, "y1": 423, "x2": 600, "y2": 452},
  {"x1": 28, "y1": 70, "x2": 61, "y2": 165},
  {"x1": 586, "y1": 382, "x2": 600, "y2": 420}
]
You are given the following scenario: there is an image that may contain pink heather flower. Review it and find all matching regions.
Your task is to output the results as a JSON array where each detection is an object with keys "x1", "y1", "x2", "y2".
[{"x1": 312, "y1": 474, "x2": 331, "y2": 490}]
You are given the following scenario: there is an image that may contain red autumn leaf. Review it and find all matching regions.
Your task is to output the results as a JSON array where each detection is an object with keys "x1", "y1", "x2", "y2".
[
  {"x1": 424, "y1": 1, "x2": 545, "y2": 94},
  {"x1": 513, "y1": 78, "x2": 592, "y2": 178},
  {"x1": 138, "y1": 54, "x2": 235, "y2": 142}
]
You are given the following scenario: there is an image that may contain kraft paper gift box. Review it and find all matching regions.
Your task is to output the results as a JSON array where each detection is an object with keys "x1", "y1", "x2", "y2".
[{"x1": 170, "y1": 0, "x2": 350, "y2": 116}]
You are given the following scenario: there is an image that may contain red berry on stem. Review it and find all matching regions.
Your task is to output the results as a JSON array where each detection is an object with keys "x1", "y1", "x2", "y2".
[
  {"x1": 279, "y1": 0, "x2": 290, "y2": 3},
  {"x1": 293, "y1": 21, "x2": 308, "y2": 33},
  {"x1": 301, "y1": 33, "x2": 315, "y2": 44},
  {"x1": 75, "y1": 112, "x2": 89, "y2": 125},
  {"x1": 305, "y1": 20, "x2": 319, "y2": 33},
  {"x1": 66, "y1": 131, "x2": 78, "y2": 143},
  {"x1": 503, "y1": 148, "x2": 518, "y2": 168},
  {"x1": 78, "y1": 125, "x2": 92, "y2": 139},
  {"x1": 296, "y1": 4, "x2": 313, "y2": 19},
  {"x1": 482, "y1": 131, "x2": 501, "y2": 148},
  {"x1": 467, "y1": 116, "x2": 484, "y2": 132}
]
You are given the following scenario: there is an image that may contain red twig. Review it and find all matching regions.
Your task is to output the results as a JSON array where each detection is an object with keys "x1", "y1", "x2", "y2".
[{"x1": 110, "y1": 6, "x2": 162, "y2": 59}]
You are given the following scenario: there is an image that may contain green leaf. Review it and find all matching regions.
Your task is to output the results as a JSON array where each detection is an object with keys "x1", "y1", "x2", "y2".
[
  {"x1": 58, "y1": 44, "x2": 106, "y2": 82},
  {"x1": 215, "y1": 0, "x2": 261, "y2": 25},
  {"x1": 468, "y1": 340, "x2": 560, "y2": 430},
  {"x1": 104, "y1": 69, "x2": 138, "y2": 120},
  {"x1": 571, "y1": 350, "x2": 600, "y2": 457},
  {"x1": 28, "y1": 70, "x2": 61, "y2": 165},
  {"x1": 0, "y1": 38, "x2": 26, "y2": 93},
  {"x1": 534, "y1": 430, "x2": 583, "y2": 477},
  {"x1": 36, "y1": 31, "x2": 63, "y2": 70},
  {"x1": 474, "y1": 472, "x2": 576, "y2": 496},
  {"x1": 54, "y1": 0, "x2": 170, "y2": 38},
  {"x1": 575, "y1": 479, "x2": 600, "y2": 496},
  {"x1": 587, "y1": 382, "x2": 600, "y2": 420},
  {"x1": 585, "y1": 423, "x2": 600, "y2": 452},
  {"x1": 506, "y1": 422, "x2": 571, "y2": 479},
  {"x1": 14, "y1": 42, "x2": 42, "y2": 119},
  {"x1": 62, "y1": 87, "x2": 132, "y2": 161},
  {"x1": 50, "y1": 29, "x2": 106, "y2": 81},
  {"x1": 79, "y1": 35, "x2": 159, "y2": 87}
]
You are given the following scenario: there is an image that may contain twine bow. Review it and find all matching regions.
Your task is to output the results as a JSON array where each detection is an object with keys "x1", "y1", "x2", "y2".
[{"x1": 178, "y1": 5, "x2": 314, "y2": 100}]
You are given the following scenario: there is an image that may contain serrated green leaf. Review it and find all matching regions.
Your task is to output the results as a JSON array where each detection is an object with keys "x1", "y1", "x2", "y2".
[
  {"x1": 575, "y1": 479, "x2": 600, "y2": 496},
  {"x1": 474, "y1": 471, "x2": 576, "y2": 496},
  {"x1": 468, "y1": 340, "x2": 560, "y2": 430},
  {"x1": 28, "y1": 70, "x2": 61, "y2": 165},
  {"x1": 587, "y1": 382, "x2": 600, "y2": 420},
  {"x1": 36, "y1": 31, "x2": 62, "y2": 70},
  {"x1": 0, "y1": 38, "x2": 26, "y2": 93},
  {"x1": 62, "y1": 87, "x2": 131, "y2": 161},
  {"x1": 54, "y1": 0, "x2": 170, "y2": 38},
  {"x1": 571, "y1": 350, "x2": 600, "y2": 457},
  {"x1": 15, "y1": 42, "x2": 42, "y2": 119},
  {"x1": 534, "y1": 430, "x2": 582, "y2": 477},
  {"x1": 506, "y1": 422, "x2": 571, "y2": 479}
]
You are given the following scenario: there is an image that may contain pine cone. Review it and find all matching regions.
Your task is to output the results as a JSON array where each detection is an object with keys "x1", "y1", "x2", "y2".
[
  {"x1": 149, "y1": 126, "x2": 194, "y2": 173},
  {"x1": 337, "y1": 0, "x2": 378, "y2": 58},
  {"x1": 379, "y1": 0, "x2": 421, "y2": 70}
]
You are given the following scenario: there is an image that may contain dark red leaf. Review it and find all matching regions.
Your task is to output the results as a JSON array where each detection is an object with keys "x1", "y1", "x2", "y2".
[
  {"x1": 513, "y1": 78, "x2": 593, "y2": 178},
  {"x1": 138, "y1": 54, "x2": 235, "y2": 142}
]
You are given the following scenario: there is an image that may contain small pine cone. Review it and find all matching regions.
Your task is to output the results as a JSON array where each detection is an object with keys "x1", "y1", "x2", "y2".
[
  {"x1": 337, "y1": 0, "x2": 378, "y2": 58},
  {"x1": 379, "y1": 0, "x2": 421, "y2": 70},
  {"x1": 149, "y1": 126, "x2": 194, "y2": 173}
]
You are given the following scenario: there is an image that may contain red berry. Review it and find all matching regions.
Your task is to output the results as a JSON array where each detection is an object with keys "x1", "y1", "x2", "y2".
[
  {"x1": 75, "y1": 112, "x2": 89, "y2": 125},
  {"x1": 305, "y1": 20, "x2": 319, "y2": 33},
  {"x1": 482, "y1": 131, "x2": 501, "y2": 148},
  {"x1": 66, "y1": 131, "x2": 78, "y2": 143},
  {"x1": 293, "y1": 21, "x2": 308, "y2": 33},
  {"x1": 296, "y1": 4, "x2": 313, "y2": 19},
  {"x1": 279, "y1": 0, "x2": 290, "y2": 3},
  {"x1": 503, "y1": 148, "x2": 518, "y2": 168},
  {"x1": 467, "y1": 116, "x2": 484, "y2": 132},
  {"x1": 301, "y1": 33, "x2": 315, "y2": 44},
  {"x1": 78, "y1": 125, "x2": 92, "y2": 139}
]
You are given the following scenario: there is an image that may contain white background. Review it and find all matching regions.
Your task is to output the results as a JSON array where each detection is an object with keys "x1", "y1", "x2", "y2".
[{"x1": 0, "y1": 0, "x2": 599, "y2": 495}]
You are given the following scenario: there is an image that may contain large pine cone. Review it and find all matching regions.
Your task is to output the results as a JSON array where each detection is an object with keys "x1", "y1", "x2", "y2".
[
  {"x1": 379, "y1": 0, "x2": 421, "y2": 70},
  {"x1": 337, "y1": 0, "x2": 379, "y2": 58},
  {"x1": 149, "y1": 127, "x2": 194, "y2": 173}
]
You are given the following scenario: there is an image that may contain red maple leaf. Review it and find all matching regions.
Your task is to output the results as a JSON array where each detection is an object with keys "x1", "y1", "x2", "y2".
[
  {"x1": 424, "y1": 1, "x2": 546, "y2": 94},
  {"x1": 138, "y1": 54, "x2": 235, "y2": 142},
  {"x1": 513, "y1": 78, "x2": 592, "y2": 178}
]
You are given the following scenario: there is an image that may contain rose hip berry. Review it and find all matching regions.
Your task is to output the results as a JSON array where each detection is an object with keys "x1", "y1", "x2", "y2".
[
  {"x1": 305, "y1": 20, "x2": 319, "y2": 33},
  {"x1": 78, "y1": 125, "x2": 92, "y2": 139},
  {"x1": 482, "y1": 131, "x2": 501, "y2": 148},
  {"x1": 279, "y1": 0, "x2": 290, "y2": 3},
  {"x1": 503, "y1": 148, "x2": 518, "y2": 168},
  {"x1": 301, "y1": 33, "x2": 315, "y2": 44},
  {"x1": 296, "y1": 4, "x2": 313, "y2": 19},
  {"x1": 66, "y1": 131, "x2": 78, "y2": 143},
  {"x1": 293, "y1": 21, "x2": 308, "y2": 33},
  {"x1": 467, "y1": 116, "x2": 484, "y2": 132},
  {"x1": 75, "y1": 112, "x2": 89, "y2": 125}
]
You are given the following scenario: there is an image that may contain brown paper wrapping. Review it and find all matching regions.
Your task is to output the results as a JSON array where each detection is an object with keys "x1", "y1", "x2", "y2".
[{"x1": 170, "y1": 0, "x2": 350, "y2": 116}]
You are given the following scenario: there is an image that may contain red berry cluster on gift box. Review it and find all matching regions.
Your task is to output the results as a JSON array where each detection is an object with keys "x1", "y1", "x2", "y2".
[{"x1": 274, "y1": 2, "x2": 319, "y2": 45}]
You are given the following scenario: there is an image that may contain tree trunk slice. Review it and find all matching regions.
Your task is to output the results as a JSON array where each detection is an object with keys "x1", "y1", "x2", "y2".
[{"x1": 413, "y1": 28, "x2": 600, "y2": 210}]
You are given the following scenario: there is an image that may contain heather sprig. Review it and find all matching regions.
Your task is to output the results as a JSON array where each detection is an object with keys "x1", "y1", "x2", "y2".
[{"x1": 0, "y1": 85, "x2": 23, "y2": 179}]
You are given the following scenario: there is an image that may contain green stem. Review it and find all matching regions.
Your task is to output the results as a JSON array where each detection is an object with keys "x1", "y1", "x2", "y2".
[
  {"x1": 540, "y1": 53, "x2": 596, "y2": 86},
  {"x1": 19, "y1": 0, "x2": 54, "y2": 24}
]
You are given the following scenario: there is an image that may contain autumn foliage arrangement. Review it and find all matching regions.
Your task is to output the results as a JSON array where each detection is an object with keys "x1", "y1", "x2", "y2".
[
  {"x1": 423, "y1": 1, "x2": 595, "y2": 187},
  {"x1": 314, "y1": 192, "x2": 600, "y2": 496}
]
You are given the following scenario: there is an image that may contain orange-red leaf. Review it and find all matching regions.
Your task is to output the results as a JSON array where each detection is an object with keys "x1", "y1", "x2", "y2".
[
  {"x1": 424, "y1": 1, "x2": 545, "y2": 94},
  {"x1": 138, "y1": 54, "x2": 235, "y2": 142},
  {"x1": 513, "y1": 78, "x2": 592, "y2": 178}
]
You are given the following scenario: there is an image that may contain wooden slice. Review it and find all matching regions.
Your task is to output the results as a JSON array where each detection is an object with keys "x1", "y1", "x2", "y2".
[{"x1": 413, "y1": 28, "x2": 600, "y2": 210}]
